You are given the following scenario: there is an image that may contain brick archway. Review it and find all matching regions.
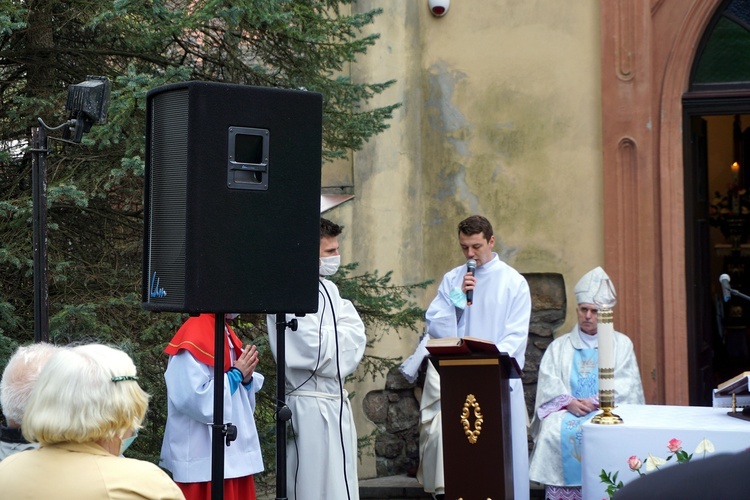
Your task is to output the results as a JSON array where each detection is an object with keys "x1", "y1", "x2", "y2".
[{"x1": 600, "y1": 0, "x2": 723, "y2": 404}]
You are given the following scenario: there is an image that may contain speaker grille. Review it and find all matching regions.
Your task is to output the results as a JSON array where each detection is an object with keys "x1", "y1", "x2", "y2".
[{"x1": 146, "y1": 89, "x2": 189, "y2": 308}]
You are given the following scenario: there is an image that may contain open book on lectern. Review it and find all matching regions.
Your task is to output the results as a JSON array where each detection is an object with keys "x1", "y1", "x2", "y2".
[
  {"x1": 716, "y1": 371, "x2": 750, "y2": 395},
  {"x1": 425, "y1": 336, "x2": 498, "y2": 355},
  {"x1": 713, "y1": 371, "x2": 750, "y2": 409},
  {"x1": 425, "y1": 336, "x2": 523, "y2": 378}
]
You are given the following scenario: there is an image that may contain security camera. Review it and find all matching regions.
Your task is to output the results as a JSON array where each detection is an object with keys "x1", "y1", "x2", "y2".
[{"x1": 428, "y1": 0, "x2": 450, "y2": 17}]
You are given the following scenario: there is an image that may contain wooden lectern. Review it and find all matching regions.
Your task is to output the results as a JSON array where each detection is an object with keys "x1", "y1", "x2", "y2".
[{"x1": 427, "y1": 337, "x2": 522, "y2": 500}]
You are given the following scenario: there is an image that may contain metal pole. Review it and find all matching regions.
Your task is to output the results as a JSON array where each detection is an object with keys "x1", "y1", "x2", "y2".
[
  {"x1": 276, "y1": 314, "x2": 289, "y2": 500},
  {"x1": 211, "y1": 314, "x2": 226, "y2": 500},
  {"x1": 31, "y1": 126, "x2": 49, "y2": 343}
]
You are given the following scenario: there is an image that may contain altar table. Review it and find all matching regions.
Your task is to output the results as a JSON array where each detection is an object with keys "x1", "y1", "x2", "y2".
[{"x1": 581, "y1": 404, "x2": 750, "y2": 500}]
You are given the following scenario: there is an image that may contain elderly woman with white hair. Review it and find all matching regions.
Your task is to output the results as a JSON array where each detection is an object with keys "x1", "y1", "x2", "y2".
[
  {"x1": 0, "y1": 343, "x2": 185, "y2": 500},
  {"x1": 0, "y1": 342, "x2": 59, "y2": 460}
]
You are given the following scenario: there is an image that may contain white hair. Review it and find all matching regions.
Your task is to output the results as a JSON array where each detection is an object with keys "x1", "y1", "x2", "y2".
[
  {"x1": 0, "y1": 343, "x2": 59, "y2": 425},
  {"x1": 22, "y1": 344, "x2": 149, "y2": 445}
]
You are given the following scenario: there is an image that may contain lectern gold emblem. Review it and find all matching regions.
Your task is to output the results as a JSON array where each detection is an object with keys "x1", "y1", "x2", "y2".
[{"x1": 460, "y1": 394, "x2": 483, "y2": 444}]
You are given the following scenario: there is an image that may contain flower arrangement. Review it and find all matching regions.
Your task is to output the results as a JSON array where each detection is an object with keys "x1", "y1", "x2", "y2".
[{"x1": 599, "y1": 437, "x2": 715, "y2": 499}]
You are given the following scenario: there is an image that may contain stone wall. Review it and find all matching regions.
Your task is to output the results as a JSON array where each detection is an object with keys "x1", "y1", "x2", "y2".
[
  {"x1": 362, "y1": 368, "x2": 422, "y2": 477},
  {"x1": 523, "y1": 273, "x2": 567, "y2": 417},
  {"x1": 362, "y1": 272, "x2": 567, "y2": 477}
]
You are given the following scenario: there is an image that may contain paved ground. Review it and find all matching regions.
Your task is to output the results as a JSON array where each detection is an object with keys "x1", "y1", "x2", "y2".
[
  {"x1": 257, "y1": 475, "x2": 545, "y2": 499},
  {"x1": 256, "y1": 475, "x2": 430, "y2": 500}
]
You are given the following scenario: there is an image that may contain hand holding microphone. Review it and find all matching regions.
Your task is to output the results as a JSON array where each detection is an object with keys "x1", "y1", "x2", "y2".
[{"x1": 466, "y1": 259, "x2": 477, "y2": 306}]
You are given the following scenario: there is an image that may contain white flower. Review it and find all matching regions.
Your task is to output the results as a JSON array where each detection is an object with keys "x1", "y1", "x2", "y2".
[
  {"x1": 694, "y1": 438, "x2": 715, "y2": 455},
  {"x1": 645, "y1": 453, "x2": 667, "y2": 472}
]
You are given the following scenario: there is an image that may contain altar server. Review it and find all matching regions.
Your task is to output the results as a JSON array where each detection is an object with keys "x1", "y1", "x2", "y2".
[
  {"x1": 421, "y1": 215, "x2": 532, "y2": 500},
  {"x1": 267, "y1": 217, "x2": 367, "y2": 500},
  {"x1": 160, "y1": 313, "x2": 264, "y2": 500},
  {"x1": 529, "y1": 267, "x2": 645, "y2": 500}
]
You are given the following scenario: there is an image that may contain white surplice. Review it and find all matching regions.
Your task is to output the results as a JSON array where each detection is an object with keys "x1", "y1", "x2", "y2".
[
  {"x1": 160, "y1": 351, "x2": 265, "y2": 483},
  {"x1": 421, "y1": 253, "x2": 532, "y2": 500},
  {"x1": 528, "y1": 325, "x2": 645, "y2": 488},
  {"x1": 267, "y1": 278, "x2": 366, "y2": 500}
]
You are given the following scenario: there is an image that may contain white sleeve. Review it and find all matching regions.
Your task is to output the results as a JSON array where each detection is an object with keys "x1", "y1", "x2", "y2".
[
  {"x1": 614, "y1": 333, "x2": 646, "y2": 404},
  {"x1": 498, "y1": 278, "x2": 532, "y2": 367},
  {"x1": 425, "y1": 273, "x2": 460, "y2": 338},
  {"x1": 165, "y1": 350, "x2": 233, "y2": 423},
  {"x1": 267, "y1": 282, "x2": 366, "y2": 379},
  {"x1": 533, "y1": 338, "x2": 571, "y2": 411}
]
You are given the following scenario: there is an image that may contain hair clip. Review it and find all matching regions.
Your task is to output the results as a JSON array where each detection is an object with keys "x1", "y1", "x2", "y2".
[{"x1": 111, "y1": 375, "x2": 139, "y2": 382}]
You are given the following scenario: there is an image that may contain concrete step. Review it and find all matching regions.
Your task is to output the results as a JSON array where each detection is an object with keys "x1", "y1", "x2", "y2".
[
  {"x1": 359, "y1": 475, "x2": 433, "y2": 499},
  {"x1": 258, "y1": 474, "x2": 545, "y2": 499},
  {"x1": 358, "y1": 475, "x2": 546, "y2": 500}
]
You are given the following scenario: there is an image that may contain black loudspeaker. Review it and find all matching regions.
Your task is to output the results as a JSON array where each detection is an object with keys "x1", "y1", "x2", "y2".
[{"x1": 142, "y1": 82, "x2": 322, "y2": 314}]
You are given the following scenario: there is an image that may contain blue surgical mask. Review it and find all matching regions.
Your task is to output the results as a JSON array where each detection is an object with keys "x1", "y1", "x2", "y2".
[{"x1": 120, "y1": 430, "x2": 138, "y2": 455}]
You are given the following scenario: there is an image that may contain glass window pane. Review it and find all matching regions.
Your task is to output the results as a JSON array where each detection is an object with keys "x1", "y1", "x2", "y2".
[{"x1": 694, "y1": 17, "x2": 750, "y2": 84}]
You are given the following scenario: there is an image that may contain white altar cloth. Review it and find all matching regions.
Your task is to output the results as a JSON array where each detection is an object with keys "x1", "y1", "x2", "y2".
[{"x1": 581, "y1": 404, "x2": 750, "y2": 500}]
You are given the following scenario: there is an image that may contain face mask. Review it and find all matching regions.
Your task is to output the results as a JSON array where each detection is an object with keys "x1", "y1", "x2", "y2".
[
  {"x1": 120, "y1": 430, "x2": 138, "y2": 455},
  {"x1": 319, "y1": 255, "x2": 340, "y2": 276}
]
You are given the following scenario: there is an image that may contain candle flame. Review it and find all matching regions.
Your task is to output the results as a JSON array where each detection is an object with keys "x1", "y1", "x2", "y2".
[{"x1": 732, "y1": 161, "x2": 740, "y2": 173}]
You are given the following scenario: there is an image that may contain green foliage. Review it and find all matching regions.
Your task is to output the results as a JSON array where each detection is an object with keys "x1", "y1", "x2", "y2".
[
  {"x1": 0, "y1": 0, "x2": 409, "y2": 486},
  {"x1": 600, "y1": 469, "x2": 623, "y2": 499},
  {"x1": 334, "y1": 263, "x2": 432, "y2": 382},
  {"x1": 336, "y1": 263, "x2": 431, "y2": 334}
]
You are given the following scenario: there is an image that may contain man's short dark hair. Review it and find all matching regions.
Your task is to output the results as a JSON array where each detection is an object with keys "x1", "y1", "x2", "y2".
[
  {"x1": 320, "y1": 217, "x2": 343, "y2": 239},
  {"x1": 458, "y1": 215, "x2": 493, "y2": 241}
]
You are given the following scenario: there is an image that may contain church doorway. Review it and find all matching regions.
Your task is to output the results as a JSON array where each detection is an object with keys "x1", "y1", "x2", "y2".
[{"x1": 684, "y1": 0, "x2": 750, "y2": 405}]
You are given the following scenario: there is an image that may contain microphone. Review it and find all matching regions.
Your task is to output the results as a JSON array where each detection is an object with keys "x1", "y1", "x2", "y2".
[
  {"x1": 466, "y1": 259, "x2": 477, "y2": 306},
  {"x1": 720, "y1": 274, "x2": 732, "y2": 302}
]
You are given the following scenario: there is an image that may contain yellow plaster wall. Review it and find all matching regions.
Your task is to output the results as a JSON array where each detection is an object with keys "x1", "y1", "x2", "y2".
[{"x1": 329, "y1": 0, "x2": 604, "y2": 478}]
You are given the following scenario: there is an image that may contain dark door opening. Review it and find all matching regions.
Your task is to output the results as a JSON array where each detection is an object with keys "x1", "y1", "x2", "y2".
[
  {"x1": 682, "y1": 0, "x2": 750, "y2": 404},
  {"x1": 684, "y1": 103, "x2": 750, "y2": 405}
]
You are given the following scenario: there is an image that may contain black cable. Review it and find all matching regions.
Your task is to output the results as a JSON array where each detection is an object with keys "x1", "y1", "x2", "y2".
[
  {"x1": 320, "y1": 279, "x2": 352, "y2": 500},
  {"x1": 290, "y1": 417, "x2": 299, "y2": 500},
  {"x1": 37, "y1": 117, "x2": 70, "y2": 131},
  {"x1": 285, "y1": 284, "x2": 325, "y2": 499},
  {"x1": 287, "y1": 286, "x2": 326, "y2": 396}
]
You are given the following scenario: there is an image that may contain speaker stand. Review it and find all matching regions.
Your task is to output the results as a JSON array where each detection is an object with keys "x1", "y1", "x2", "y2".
[
  {"x1": 211, "y1": 314, "x2": 237, "y2": 500},
  {"x1": 30, "y1": 125, "x2": 49, "y2": 343},
  {"x1": 275, "y1": 314, "x2": 297, "y2": 500}
]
